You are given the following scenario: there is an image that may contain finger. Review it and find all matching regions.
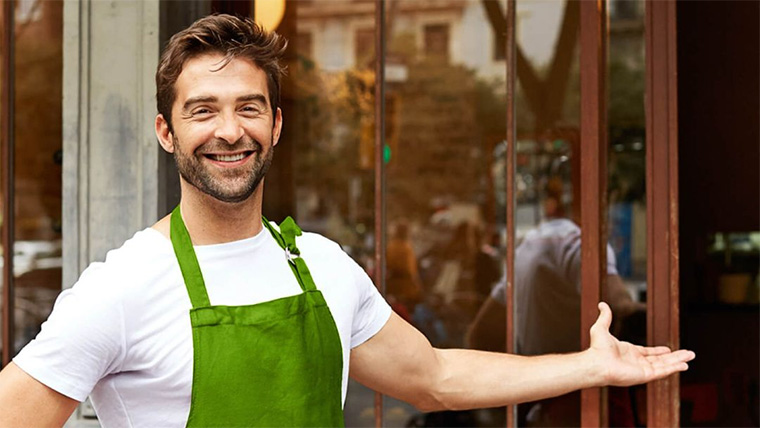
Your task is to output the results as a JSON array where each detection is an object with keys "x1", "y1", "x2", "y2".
[
  {"x1": 653, "y1": 361, "x2": 690, "y2": 379},
  {"x1": 646, "y1": 349, "x2": 696, "y2": 366},
  {"x1": 639, "y1": 355, "x2": 691, "y2": 382},
  {"x1": 635, "y1": 345, "x2": 672, "y2": 356},
  {"x1": 651, "y1": 358, "x2": 690, "y2": 378},
  {"x1": 593, "y1": 301, "x2": 612, "y2": 332}
]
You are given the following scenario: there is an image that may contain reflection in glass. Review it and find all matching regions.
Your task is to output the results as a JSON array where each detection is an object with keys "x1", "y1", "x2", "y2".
[
  {"x1": 11, "y1": 0, "x2": 63, "y2": 355},
  {"x1": 286, "y1": 1, "x2": 378, "y2": 426},
  {"x1": 383, "y1": 1, "x2": 507, "y2": 426},
  {"x1": 468, "y1": 0, "x2": 585, "y2": 425},
  {"x1": 607, "y1": 1, "x2": 647, "y2": 425}
]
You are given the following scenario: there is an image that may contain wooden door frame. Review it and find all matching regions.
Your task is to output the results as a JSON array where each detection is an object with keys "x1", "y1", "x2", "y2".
[{"x1": 645, "y1": 0, "x2": 680, "y2": 426}]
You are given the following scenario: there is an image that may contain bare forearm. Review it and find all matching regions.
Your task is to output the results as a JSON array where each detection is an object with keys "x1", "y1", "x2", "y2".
[{"x1": 427, "y1": 348, "x2": 604, "y2": 411}]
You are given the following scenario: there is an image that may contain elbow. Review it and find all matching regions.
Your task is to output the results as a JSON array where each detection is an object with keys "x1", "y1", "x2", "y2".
[
  {"x1": 407, "y1": 362, "x2": 462, "y2": 412},
  {"x1": 413, "y1": 389, "x2": 475, "y2": 413},
  {"x1": 411, "y1": 390, "x2": 456, "y2": 413}
]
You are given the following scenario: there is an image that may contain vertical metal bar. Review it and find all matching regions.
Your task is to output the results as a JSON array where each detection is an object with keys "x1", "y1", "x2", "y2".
[
  {"x1": 1, "y1": 0, "x2": 14, "y2": 366},
  {"x1": 373, "y1": 0, "x2": 386, "y2": 426},
  {"x1": 645, "y1": 0, "x2": 680, "y2": 426},
  {"x1": 579, "y1": 0, "x2": 607, "y2": 425},
  {"x1": 504, "y1": 0, "x2": 516, "y2": 426}
]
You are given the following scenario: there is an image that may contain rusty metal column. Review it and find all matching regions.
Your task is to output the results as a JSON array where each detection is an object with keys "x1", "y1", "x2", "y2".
[
  {"x1": 373, "y1": 0, "x2": 386, "y2": 426},
  {"x1": 579, "y1": 0, "x2": 607, "y2": 425},
  {"x1": 504, "y1": 0, "x2": 516, "y2": 426},
  {"x1": 1, "y1": 0, "x2": 14, "y2": 366},
  {"x1": 645, "y1": 0, "x2": 680, "y2": 426}
]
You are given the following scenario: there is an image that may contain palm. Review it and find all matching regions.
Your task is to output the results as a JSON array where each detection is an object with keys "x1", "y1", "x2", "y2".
[{"x1": 588, "y1": 303, "x2": 694, "y2": 387}]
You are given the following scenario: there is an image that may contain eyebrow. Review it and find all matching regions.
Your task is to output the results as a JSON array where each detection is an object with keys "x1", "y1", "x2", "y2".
[
  {"x1": 182, "y1": 96, "x2": 217, "y2": 112},
  {"x1": 237, "y1": 94, "x2": 268, "y2": 107},
  {"x1": 181, "y1": 94, "x2": 269, "y2": 112}
]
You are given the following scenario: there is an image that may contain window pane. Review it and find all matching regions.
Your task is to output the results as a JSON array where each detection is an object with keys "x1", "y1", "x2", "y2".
[
  {"x1": 278, "y1": 1, "x2": 378, "y2": 425},
  {"x1": 606, "y1": 0, "x2": 647, "y2": 425},
  {"x1": 384, "y1": 1, "x2": 507, "y2": 425},
  {"x1": 513, "y1": 0, "x2": 581, "y2": 424},
  {"x1": 12, "y1": 0, "x2": 63, "y2": 355}
]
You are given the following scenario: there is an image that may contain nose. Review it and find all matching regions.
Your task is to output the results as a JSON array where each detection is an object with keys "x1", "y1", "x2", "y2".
[{"x1": 214, "y1": 112, "x2": 244, "y2": 144}]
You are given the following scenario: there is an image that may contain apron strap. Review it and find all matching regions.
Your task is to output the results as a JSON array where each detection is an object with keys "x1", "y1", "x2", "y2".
[
  {"x1": 170, "y1": 206, "x2": 212, "y2": 308},
  {"x1": 262, "y1": 216, "x2": 318, "y2": 293}
]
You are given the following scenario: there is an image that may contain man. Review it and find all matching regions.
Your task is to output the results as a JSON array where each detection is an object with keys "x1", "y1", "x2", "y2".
[{"x1": 0, "y1": 15, "x2": 693, "y2": 427}]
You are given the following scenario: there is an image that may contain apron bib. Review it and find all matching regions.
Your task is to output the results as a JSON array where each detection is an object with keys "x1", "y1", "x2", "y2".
[{"x1": 170, "y1": 207, "x2": 345, "y2": 427}]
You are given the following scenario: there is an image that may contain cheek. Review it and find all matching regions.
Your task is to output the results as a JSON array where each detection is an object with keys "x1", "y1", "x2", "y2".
[
  {"x1": 244, "y1": 123, "x2": 274, "y2": 142},
  {"x1": 175, "y1": 125, "x2": 213, "y2": 147}
]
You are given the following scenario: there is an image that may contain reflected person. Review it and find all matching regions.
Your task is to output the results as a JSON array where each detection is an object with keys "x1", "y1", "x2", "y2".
[
  {"x1": 467, "y1": 188, "x2": 643, "y2": 426},
  {"x1": 386, "y1": 220, "x2": 423, "y2": 321}
]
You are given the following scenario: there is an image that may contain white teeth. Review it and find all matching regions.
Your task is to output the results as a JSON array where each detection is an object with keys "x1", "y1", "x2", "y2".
[{"x1": 210, "y1": 153, "x2": 246, "y2": 162}]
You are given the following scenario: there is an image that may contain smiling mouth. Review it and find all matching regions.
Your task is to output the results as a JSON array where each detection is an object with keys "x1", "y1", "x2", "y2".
[{"x1": 204, "y1": 151, "x2": 253, "y2": 162}]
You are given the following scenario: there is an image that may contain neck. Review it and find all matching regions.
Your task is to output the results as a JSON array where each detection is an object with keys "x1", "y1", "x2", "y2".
[{"x1": 178, "y1": 180, "x2": 265, "y2": 245}]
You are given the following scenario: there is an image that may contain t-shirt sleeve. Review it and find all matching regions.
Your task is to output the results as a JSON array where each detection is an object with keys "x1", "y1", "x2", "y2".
[
  {"x1": 347, "y1": 255, "x2": 391, "y2": 349},
  {"x1": 13, "y1": 263, "x2": 126, "y2": 402},
  {"x1": 606, "y1": 243, "x2": 619, "y2": 276},
  {"x1": 489, "y1": 273, "x2": 507, "y2": 305}
]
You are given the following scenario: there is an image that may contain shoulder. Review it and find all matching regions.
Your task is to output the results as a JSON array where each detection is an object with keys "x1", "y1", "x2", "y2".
[
  {"x1": 74, "y1": 228, "x2": 175, "y2": 302},
  {"x1": 102, "y1": 227, "x2": 173, "y2": 266},
  {"x1": 296, "y1": 231, "x2": 358, "y2": 275},
  {"x1": 294, "y1": 230, "x2": 370, "y2": 289},
  {"x1": 297, "y1": 232, "x2": 346, "y2": 257}
]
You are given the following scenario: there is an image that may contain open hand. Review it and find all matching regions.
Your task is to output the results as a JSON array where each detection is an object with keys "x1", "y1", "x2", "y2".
[{"x1": 588, "y1": 302, "x2": 695, "y2": 387}]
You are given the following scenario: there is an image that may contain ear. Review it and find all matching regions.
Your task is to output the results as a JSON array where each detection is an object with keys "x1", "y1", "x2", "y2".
[
  {"x1": 155, "y1": 114, "x2": 175, "y2": 153},
  {"x1": 272, "y1": 108, "x2": 283, "y2": 147}
]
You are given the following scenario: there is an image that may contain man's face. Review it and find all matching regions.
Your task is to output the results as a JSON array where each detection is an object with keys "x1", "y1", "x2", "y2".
[{"x1": 157, "y1": 53, "x2": 282, "y2": 203}]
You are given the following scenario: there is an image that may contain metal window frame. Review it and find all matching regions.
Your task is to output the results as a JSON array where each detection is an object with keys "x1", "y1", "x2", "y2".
[
  {"x1": 579, "y1": 0, "x2": 608, "y2": 425},
  {"x1": 373, "y1": 0, "x2": 386, "y2": 426},
  {"x1": 505, "y1": 0, "x2": 517, "y2": 426},
  {"x1": 645, "y1": 0, "x2": 680, "y2": 426},
  {"x1": 1, "y1": 0, "x2": 14, "y2": 367}
]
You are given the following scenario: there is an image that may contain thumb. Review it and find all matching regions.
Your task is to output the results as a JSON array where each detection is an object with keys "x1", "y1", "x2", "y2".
[{"x1": 591, "y1": 301, "x2": 612, "y2": 336}]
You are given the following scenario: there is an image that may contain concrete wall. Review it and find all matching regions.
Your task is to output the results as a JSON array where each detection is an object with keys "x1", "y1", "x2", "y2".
[{"x1": 62, "y1": 0, "x2": 160, "y2": 289}]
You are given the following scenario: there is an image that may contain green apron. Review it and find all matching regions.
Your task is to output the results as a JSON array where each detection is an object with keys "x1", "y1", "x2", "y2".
[{"x1": 170, "y1": 206, "x2": 345, "y2": 427}]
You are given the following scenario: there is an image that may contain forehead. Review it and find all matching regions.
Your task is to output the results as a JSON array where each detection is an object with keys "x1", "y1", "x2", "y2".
[{"x1": 173, "y1": 53, "x2": 269, "y2": 105}]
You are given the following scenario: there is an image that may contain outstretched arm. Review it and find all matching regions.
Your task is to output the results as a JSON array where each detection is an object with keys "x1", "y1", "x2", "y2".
[{"x1": 350, "y1": 302, "x2": 694, "y2": 412}]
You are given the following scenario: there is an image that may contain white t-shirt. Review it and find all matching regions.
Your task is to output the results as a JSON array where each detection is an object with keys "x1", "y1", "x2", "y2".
[
  {"x1": 14, "y1": 225, "x2": 392, "y2": 427},
  {"x1": 491, "y1": 219, "x2": 618, "y2": 355}
]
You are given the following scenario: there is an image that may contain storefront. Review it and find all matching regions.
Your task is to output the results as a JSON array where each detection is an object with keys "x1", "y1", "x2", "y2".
[{"x1": 0, "y1": 0, "x2": 756, "y2": 426}]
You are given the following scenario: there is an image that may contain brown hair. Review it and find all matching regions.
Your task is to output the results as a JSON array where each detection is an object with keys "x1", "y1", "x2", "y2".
[{"x1": 156, "y1": 14, "x2": 288, "y2": 131}]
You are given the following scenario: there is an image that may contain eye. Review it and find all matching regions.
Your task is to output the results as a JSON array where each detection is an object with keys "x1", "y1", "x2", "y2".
[
  {"x1": 240, "y1": 105, "x2": 262, "y2": 115},
  {"x1": 191, "y1": 107, "x2": 213, "y2": 116}
]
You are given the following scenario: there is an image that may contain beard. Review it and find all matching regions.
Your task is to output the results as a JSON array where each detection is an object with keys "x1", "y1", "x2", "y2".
[{"x1": 172, "y1": 134, "x2": 274, "y2": 204}]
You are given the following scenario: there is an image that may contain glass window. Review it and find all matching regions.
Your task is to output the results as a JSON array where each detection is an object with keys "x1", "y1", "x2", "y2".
[
  {"x1": 354, "y1": 28, "x2": 374, "y2": 69},
  {"x1": 513, "y1": 0, "x2": 581, "y2": 424},
  {"x1": 11, "y1": 0, "x2": 63, "y2": 356},
  {"x1": 296, "y1": 31, "x2": 313, "y2": 60},
  {"x1": 384, "y1": 1, "x2": 506, "y2": 425},
  {"x1": 423, "y1": 24, "x2": 449, "y2": 60},
  {"x1": 606, "y1": 0, "x2": 647, "y2": 424}
]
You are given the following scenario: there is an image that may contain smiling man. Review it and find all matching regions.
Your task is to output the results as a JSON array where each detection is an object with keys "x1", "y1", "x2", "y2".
[{"x1": 0, "y1": 14, "x2": 694, "y2": 427}]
